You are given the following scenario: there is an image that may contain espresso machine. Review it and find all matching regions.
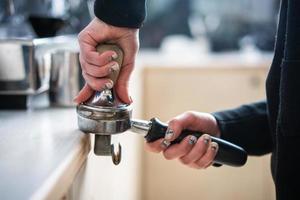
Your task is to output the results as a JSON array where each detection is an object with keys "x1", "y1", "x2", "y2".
[
  {"x1": 0, "y1": 0, "x2": 86, "y2": 109},
  {"x1": 0, "y1": 36, "x2": 81, "y2": 109}
]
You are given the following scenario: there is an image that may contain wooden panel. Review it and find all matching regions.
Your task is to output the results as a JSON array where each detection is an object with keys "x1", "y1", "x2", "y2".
[
  {"x1": 141, "y1": 66, "x2": 275, "y2": 200},
  {"x1": 143, "y1": 67, "x2": 268, "y2": 120}
]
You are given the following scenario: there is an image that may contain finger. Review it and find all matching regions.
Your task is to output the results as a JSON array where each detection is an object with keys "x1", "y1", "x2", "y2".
[
  {"x1": 82, "y1": 72, "x2": 113, "y2": 91},
  {"x1": 144, "y1": 138, "x2": 165, "y2": 153},
  {"x1": 179, "y1": 134, "x2": 211, "y2": 165},
  {"x1": 80, "y1": 55, "x2": 119, "y2": 78},
  {"x1": 115, "y1": 63, "x2": 134, "y2": 104},
  {"x1": 78, "y1": 23, "x2": 118, "y2": 66},
  {"x1": 164, "y1": 112, "x2": 195, "y2": 142},
  {"x1": 162, "y1": 135, "x2": 197, "y2": 160},
  {"x1": 79, "y1": 43, "x2": 117, "y2": 66},
  {"x1": 73, "y1": 84, "x2": 94, "y2": 104},
  {"x1": 194, "y1": 142, "x2": 219, "y2": 169}
]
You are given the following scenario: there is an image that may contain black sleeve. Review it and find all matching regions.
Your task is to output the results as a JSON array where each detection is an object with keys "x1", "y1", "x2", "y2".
[
  {"x1": 212, "y1": 101, "x2": 272, "y2": 156},
  {"x1": 94, "y1": 0, "x2": 146, "y2": 28}
]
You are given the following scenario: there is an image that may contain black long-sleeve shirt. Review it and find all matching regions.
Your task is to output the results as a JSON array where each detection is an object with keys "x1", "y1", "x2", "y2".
[
  {"x1": 94, "y1": 0, "x2": 146, "y2": 28},
  {"x1": 94, "y1": 0, "x2": 300, "y2": 199}
]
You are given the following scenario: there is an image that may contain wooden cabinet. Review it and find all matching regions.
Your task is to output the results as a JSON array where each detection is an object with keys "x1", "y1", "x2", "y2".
[{"x1": 140, "y1": 64, "x2": 275, "y2": 200}]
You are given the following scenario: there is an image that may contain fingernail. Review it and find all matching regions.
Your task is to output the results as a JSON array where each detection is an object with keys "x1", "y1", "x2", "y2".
[
  {"x1": 161, "y1": 140, "x2": 171, "y2": 148},
  {"x1": 188, "y1": 135, "x2": 198, "y2": 145},
  {"x1": 203, "y1": 134, "x2": 211, "y2": 144},
  {"x1": 165, "y1": 129, "x2": 174, "y2": 140},
  {"x1": 104, "y1": 82, "x2": 113, "y2": 89},
  {"x1": 211, "y1": 142, "x2": 219, "y2": 151},
  {"x1": 110, "y1": 63, "x2": 119, "y2": 72},
  {"x1": 112, "y1": 52, "x2": 118, "y2": 59}
]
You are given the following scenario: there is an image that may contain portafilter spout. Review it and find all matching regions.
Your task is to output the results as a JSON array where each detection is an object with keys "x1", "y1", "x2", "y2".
[{"x1": 76, "y1": 44, "x2": 132, "y2": 165}]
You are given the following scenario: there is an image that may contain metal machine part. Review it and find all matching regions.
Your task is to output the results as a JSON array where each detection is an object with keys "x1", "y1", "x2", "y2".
[
  {"x1": 49, "y1": 50, "x2": 83, "y2": 107},
  {"x1": 0, "y1": 35, "x2": 79, "y2": 109},
  {"x1": 77, "y1": 44, "x2": 131, "y2": 165}
]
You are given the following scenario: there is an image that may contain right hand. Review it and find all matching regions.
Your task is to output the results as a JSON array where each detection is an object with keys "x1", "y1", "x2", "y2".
[
  {"x1": 145, "y1": 111, "x2": 221, "y2": 169},
  {"x1": 74, "y1": 18, "x2": 139, "y2": 104}
]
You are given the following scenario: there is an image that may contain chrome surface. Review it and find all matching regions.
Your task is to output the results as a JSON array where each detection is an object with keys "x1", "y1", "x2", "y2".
[
  {"x1": 130, "y1": 119, "x2": 152, "y2": 136},
  {"x1": 49, "y1": 50, "x2": 82, "y2": 106},
  {"x1": 77, "y1": 103, "x2": 132, "y2": 134},
  {"x1": 111, "y1": 143, "x2": 121, "y2": 165},
  {"x1": 0, "y1": 35, "x2": 78, "y2": 95}
]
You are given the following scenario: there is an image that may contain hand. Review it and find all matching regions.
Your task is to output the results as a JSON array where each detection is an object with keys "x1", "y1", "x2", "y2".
[
  {"x1": 145, "y1": 111, "x2": 221, "y2": 169},
  {"x1": 74, "y1": 18, "x2": 139, "y2": 104}
]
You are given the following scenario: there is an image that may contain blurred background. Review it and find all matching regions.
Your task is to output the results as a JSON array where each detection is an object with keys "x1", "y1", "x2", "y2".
[
  {"x1": 0, "y1": 0, "x2": 279, "y2": 51},
  {"x1": 0, "y1": 0, "x2": 279, "y2": 199}
]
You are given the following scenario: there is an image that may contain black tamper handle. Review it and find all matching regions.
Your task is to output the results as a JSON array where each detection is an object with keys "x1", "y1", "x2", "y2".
[{"x1": 144, "y1": 118, "x2": 247, "y2": 167}]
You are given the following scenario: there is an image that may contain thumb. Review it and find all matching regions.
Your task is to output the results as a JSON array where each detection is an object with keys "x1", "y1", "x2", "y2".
[{"x1": 73, "y1": 84, "x2": 94, "y2": 104}]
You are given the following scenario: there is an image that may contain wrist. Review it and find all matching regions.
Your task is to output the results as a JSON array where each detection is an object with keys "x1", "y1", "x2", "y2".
[
  {"x1": 211, "y1": 115, "x2": 221, "y2": 138},
  {"x1": 94, "y1": 17, "x2": 139, "y2": 32}
]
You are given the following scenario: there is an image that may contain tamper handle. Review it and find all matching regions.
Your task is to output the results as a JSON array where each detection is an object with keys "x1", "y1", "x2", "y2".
[
  {"x1": 96, "y1": 44, "x2": 124, "y2": 84},
  {"x1": 85, "y1": 44, "x2": 124, "y2": 106},
  {"x1": 145, "y1": 118, "x2": 248, "y2": 167}
]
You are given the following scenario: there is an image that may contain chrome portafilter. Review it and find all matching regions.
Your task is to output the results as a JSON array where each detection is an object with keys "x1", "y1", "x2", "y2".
[{"x1": 76, "y1": 44, "x2": 131, "y2": 165}]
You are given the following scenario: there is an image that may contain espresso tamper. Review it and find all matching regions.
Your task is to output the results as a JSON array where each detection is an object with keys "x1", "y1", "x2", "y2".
[{"x1": 77, "y1": 44, "x2": 131, "y2": 165}]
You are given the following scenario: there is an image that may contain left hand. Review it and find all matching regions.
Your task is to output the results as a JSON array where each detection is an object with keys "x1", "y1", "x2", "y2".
[{"x1": 145, "y1": 111, "x2": 221, "y2": 169}]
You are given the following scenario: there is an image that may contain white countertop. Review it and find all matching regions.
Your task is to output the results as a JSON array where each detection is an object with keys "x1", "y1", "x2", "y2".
[{"x1": 0, "y1": 108, "x2": 90, "y2": 200}]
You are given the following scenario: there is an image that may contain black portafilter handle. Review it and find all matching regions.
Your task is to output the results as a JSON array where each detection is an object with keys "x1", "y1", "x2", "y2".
[{"x1": 144, "y1": 118, "x2": 247, "y2": 167}]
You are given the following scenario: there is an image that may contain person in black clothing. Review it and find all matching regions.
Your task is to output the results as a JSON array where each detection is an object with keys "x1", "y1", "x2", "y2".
[{"x1": 74, "y1": 0, "x2": 300, "y2": 199}]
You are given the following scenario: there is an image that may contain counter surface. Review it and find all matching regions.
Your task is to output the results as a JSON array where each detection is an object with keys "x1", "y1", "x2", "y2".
[{"x1": 0, "y1": 108, "x2": 90, "y2": 200}]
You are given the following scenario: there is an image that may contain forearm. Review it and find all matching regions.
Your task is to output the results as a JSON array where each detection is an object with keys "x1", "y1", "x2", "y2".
[
  {"x1": 94, "y1": 0, "x2": 146, "y2": 28},
  {"x1": 212, "y1": 101, "x2": 272, "y2": 156}
]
